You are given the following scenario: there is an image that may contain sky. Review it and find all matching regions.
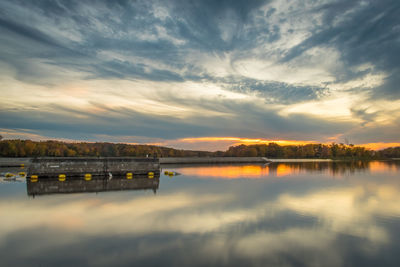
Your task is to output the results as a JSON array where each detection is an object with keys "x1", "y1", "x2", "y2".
[{"x1": 0, "y1": 0, "x2": 399, "y2": 151}]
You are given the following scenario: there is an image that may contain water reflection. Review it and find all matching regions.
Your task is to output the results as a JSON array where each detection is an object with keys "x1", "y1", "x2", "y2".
[
  {"x1": 1, "y1": 161, "x2": 400, "y2": 266},
  {"x1": 173, "y1": 164, "x2": 270, "y2": 178},
  {"x1": 27, "y1": 175, "x2": 160, "y2": 196},
  {"x1": 170, "y1": 160, "x2": 400, "y2": 179},
  {"x1": 369, "y1": 160, "x2": 400, "y2": 173}
]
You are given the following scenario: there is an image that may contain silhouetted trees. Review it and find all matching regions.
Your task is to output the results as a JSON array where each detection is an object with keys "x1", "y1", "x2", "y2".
[
  {"x1": 224, "y1": 143, "x2": 376, "y2": 159},
  {"x1": 0, "y1": 139, "x2": 397, "y2": 159},
  {"x1": 378, "y1": 147, "x2": 400, "y2": 158}
]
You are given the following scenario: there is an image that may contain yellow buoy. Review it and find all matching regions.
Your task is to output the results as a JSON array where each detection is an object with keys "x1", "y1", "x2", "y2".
[
  {"x1": 59, "y1": 174, "x2": 66, "y2": 182},
  {"x1": 164, "y1": 170, "x2": 169, "y2": 175},
  {"x1": 20, "y1": 164, "x2": 25, "y2": 167},
  {"x1": 126, "y1": 172, "x2": 133, "y2": 179},
  {"x1": 148, "y1": 175, "x2": 154, "y2": 179},
  {"x1": 148, "y1": 172, "x2": 154, "y2": 176},
  {"x1": 84, "y1": 173, "x2": 92, "y2": 181},
  {"x1": 30, "y1": 175, "x2": 38, "y2": 182},
  {"x1": 18, "y1": 172, "x2": 26, "y2": 176},
  {"x1": 5, "y1": 173, "x2": 14, "y2": 178}
]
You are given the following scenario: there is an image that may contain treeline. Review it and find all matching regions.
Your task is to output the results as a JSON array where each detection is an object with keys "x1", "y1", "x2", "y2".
[
  {"x1": 378, "y1": 146, "x2": 400, "y2": 158},
  {"x1": 0, "y1": 140, "x2": 212, "y2": 157},
  {"x1": 0, "y1": 139, "x2": 399, "y2": 159},
  {"x1": 224, "y1": 143, "x2": 400, "y2": 159},
  {"x1": 224, "y1": 143, "x2": 375, "y2": 159}
]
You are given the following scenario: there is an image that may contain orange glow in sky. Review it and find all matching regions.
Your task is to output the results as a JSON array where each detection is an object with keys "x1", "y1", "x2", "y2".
[
  {"x1": 179, "y1": 137, "x2": 317, "y2": 146},
  {"x1": 178, "y1": 137, "x2": 400, "y2": 150},
  {"x1": 360, "y1": 142, "x2": 400, "y2": 151},
  {"x1": 2, "y1": 128, "x2": 399, "y2": 151}
]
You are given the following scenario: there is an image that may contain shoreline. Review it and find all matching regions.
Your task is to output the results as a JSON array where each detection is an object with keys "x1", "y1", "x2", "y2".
[
  {"x1": 268, "y1": 158, "x2": 332, "y2": 162},
  {"x1": 1, "y1": 157, "x2": 397, "y2": 168}
]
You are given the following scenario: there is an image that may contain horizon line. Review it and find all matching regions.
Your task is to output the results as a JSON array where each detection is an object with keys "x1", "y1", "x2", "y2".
[{"x1": 1, "y1": 137, "x2": 399, "y2": 151}]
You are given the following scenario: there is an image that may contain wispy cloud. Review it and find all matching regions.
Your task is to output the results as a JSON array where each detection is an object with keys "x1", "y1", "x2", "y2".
[{"x1": 0, "y1": 0, "x2": 399, "y2": 147}]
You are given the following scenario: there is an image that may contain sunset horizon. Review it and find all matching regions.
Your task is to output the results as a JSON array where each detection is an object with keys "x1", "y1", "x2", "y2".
[
  {"x1": 1, "y1": 1, "x2": 400, "y2": 265},
  {"x1": 1, "y1": 132, "x2": 398, "y2": 152}
]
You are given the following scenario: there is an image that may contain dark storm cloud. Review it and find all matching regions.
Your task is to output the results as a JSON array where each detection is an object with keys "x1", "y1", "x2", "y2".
[
  {"x1": 0, "y1": 17, "x2": 60, "y2": 48},
  {"x1": 345, "y1": 117, "x2": 400, "y2": 144},
  {"x1": 283, "y1": 0, "x2": 400, "y2": 99},
  {"x1": 167, "y1": 0, "x2": 270, "y2": 51},
  {"x1": 0, "y1": 0, "x2": 273, "y2": 84},
  {"x1": 350, "y1": 108, "x2": 380, "y2": 126},
  {"x1": 0, "y1": 107, "x2": 212, "y2": 140},
  {"x1": 0, "y1": 1, "x2": 169, "y2": 82},
  {"x1": 88, "y1": 60, "x2": 185, "y2": 81},
  {"x1": 217, "y1": 77, "x2": 327, "y2": 104},
  {"x1": 0, "y1": 94, "x2": 354, "y2": 142},
  {"x1": 0, "y1": 0, "x2": 398, "y2": 97}
]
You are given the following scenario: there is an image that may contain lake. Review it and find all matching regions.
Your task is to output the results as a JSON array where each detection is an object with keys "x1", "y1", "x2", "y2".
[{"x1": 1, "y1": 160, "x2": 400, "y2": 267}]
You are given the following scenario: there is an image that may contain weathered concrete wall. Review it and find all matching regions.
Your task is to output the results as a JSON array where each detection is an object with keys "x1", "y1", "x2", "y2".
[
  {"x1": 28, "y1": 157, "x2": 160, "y2": 177},
  {"x1": 0, "y1": 157, "x2": 31, "y2": 167},
  {"x1": 159, "y1": 157, "x2": 271, "y2": 164},
  {"x1": 27, "y1": 175, "x2": 160, "y2": 196}
]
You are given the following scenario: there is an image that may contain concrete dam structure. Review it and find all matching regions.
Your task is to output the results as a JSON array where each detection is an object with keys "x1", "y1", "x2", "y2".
[
  {"x1": 28, "y1": 157, "x2": 160, "y2": 178},
  {"x1": 26, "y1": 157, "x2": 161, "y2": 196}
]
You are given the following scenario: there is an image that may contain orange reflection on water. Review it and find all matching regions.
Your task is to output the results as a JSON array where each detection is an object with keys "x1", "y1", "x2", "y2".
[
  {"x1": 173, "y1": 161, "x2": 399, "y2": 179},
  {"x1": 369, "y1": 161, "x2": 398, "y2": 173},
  {"x1": 276, "y1": 164, "x2": 298, "y2": 177},
  {"x1": 177, "y1": 165, "x2": 269, "y2": 179}
]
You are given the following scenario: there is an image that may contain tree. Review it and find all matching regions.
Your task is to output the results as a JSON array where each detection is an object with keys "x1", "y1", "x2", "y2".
[
  {"x1": 0, "y1": 139, "x2": 382, "y2": 159},
  {"x1": 245, "y1": 147, "x2": 258, "y2": 157}
]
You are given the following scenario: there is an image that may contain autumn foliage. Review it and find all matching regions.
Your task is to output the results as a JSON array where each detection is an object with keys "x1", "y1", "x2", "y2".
[{"x1": 0, "y1": 139, "x2": 398, "y2": 159}]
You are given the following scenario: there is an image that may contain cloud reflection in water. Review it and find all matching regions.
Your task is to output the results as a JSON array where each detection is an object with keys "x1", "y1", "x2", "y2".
[{"x1": 0, "y1": 161, "x2": 400, "y2": 266}]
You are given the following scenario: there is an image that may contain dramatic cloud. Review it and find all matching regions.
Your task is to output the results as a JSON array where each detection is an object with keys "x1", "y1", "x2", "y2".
[{"x1": 0, "y1": 0, "x2": 399, "y2": 149}]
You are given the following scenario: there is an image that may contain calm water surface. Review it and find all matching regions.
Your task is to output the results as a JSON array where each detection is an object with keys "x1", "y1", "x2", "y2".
[{"x1": 1, "y1": 161, "x2": 400, "y2": 267}]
